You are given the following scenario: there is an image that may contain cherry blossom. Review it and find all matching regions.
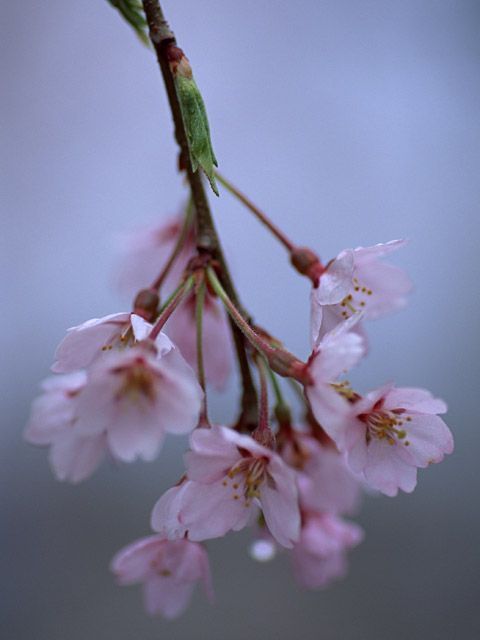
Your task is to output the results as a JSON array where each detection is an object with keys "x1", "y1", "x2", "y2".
[
  {"x1": 291, "y1": 512, "x2": 363, "y2": 589},
  {"x1": 151, "y1": 425, "x2": 300, "y2": 548},
  {"x1": 73, "y1": 337, "x2": 203, "y2": 463},
  {"x1": 24, "y1": 372, "x2": 107, "y2": 482},
  {"x1": 282, "y1": 434, "x2": 361, "y2": 515},
  {"x1": 165, "y1": 290, "x2": 233, "y2": 389},
  {"x1": 52, "y1": 312, "x2": 151, "y2": 373},
  {"x1": 111, "y1": 535, "x2": 213, "y2": 619},
  {"x1": 333, "y1": 385, "x2": 454, "y2": 496},
  {"x1": 311, "y1": 240, "x2": 412, "y2": 342},
  {"x1": 116, "y1": 214, "x2": 194, "y2": 296},
  {"x1": 304, "y1": 315, "x2": 366, "y2": 449}
]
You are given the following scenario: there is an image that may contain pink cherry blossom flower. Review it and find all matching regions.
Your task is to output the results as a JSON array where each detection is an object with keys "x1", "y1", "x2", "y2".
[
  {"x1": 111, "y1": 535, "x2": 213, "y2": 619},
  {"x1": 52, "y1": 312, "x2": 151, "y2": 373},
  {"x1": 151, "y1": 425, "x2": 300, "y2": 548},
  {"x1": 305, "y1": 315, "x2": 365, "y2": 449},
  {"x1": 116, "y1": 214, "x2": 195, "y2": 296},
  {"x1": 165, "y1": 291, "x2": 232, "y2": 389},
  {"x1": 291, "y1": 512, "x2": 363, "y2": 589},
  {"x1": 24, "y1": 372, "x2": 107, "y2": 482},
  {"x1": 311, "y1": 240, "x2": 412, "y2": 341},
  {"x1": 339, "y1": 385, "x2": 454, "y2": 497},
  {"x1": 74, "y1": 337, "x2": 203, "y2": 463},
  {"x1": 282, "y1": 435, "x2": 361, "y2": 515}
]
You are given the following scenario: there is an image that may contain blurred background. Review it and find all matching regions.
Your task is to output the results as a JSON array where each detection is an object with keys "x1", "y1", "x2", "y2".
[{"x1": 2, "y1": 1, "x2": 480, "y2": 638}]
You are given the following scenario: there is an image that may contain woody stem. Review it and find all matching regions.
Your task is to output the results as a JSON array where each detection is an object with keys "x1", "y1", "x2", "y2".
[
  {"x1": 142, "y1": 0, "x2": 257, "y2": 416},
  {"x1": 150, "y1": 199, "x2": 194, "y2": 291}
]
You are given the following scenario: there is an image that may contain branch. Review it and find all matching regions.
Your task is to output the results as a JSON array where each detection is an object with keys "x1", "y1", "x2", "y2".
[{"x1": 141, "y1": 0, "x2": 258, "y2": 423}]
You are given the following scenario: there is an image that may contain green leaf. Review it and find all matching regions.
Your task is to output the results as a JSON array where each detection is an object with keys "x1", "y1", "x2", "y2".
[
  {"x1": 175, "y1": 74, "x2": 219, "y2": 196},
  {"x1": 107, "y1": 0, "x2": 149, "y2": 46}
]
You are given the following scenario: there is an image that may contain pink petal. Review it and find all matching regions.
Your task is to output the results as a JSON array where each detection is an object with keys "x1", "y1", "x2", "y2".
[
  {"x1": 143, "y1": 576, "x2": 194, "y2": 619},
  {"x1": 301, "y1": 445, "x2": 361, "y2": 515},
  {"x1": 106, "y1": 405, "x2": 166, "y2": 463},
  {"x1": 49, "y1": 431, "x2": 106, "y2": 483},
  {"x1": 52, "y1": 312, "x2": 130, "y2": 373},
  {"x1": 353, "y1": 239, "x2": 407, "y2": 264},
  {"x1": 292, "y1": 549, "x2": 348, "y2": 590},
  {"x1": 314, "y1": 250, "x2": 354, "y2": 305},
  {"x1": 110, "y1": 535, "x2": 165, "y2": 584},
  {"x1": 150, "y1": 485, "x2": 188, "y2": 539},
  {"x1": 383, "y1": 387, "x2": 447, "y2": 415},
  {"x1": 394, "y1": 414, "x2": 454, "y2": 468},
  {"x1": 353, "y1": 261, "x2": 412, "y2": 320},
  {"x1": 178, "y1": 480, "x2": 252, "y2": 541},
  {"x1": 151, "y1": 347, "x2": 203, "y2": 435},
  {"x1": 363, "y1": 439, "x2": 418, "y2": 496},
  {"x1": 259, "y1": 483, "x2": 300, "y2": 549},
  {"x1": 310, "y1": 314, "x2": 365, "y2": 381}
]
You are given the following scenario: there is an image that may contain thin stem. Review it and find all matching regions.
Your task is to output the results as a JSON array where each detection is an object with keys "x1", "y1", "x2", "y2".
[
  {"x1": 207, "y1": 267, "x2": 309, "y2": 383},
  {"x1": 255, "y1": 356, "x2": 270, "y2": 432},
  {"x1": 149, "y1": 275, "x2": 194, "y2": 340},
  {"x1": 156, "y1": 278, "x2": 186, "y2": 316},
  {"x1": 150, "y1": 199, "x2": 194, "y2": 291},
  {"x1": 267, "y1": 367, "x2": 288, "y2": 412},
  {"x1": 142, "y1": 0, "x2": 257, "y2": 415},
  {"x1": 206, "y1": 267, "x2": 277, "y2": 362},
  {"x1": 195, "y1": 277, "x2": 209, "y2": 425},
  {"x1": 216, "y1": 171, "x2": 296, "y2": 253}
]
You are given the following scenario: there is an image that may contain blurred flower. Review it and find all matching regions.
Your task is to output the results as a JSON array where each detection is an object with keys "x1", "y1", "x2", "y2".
[
  {"x1": 52, "y1": 312, "x2": 151, "y2": 373},
  {"x1": 116, "y1": 214, "x2": 194, "y2": 296},
  {"x1": 291, "y1": 512, "x2": 363, "y2": 589},
  {"x1": 282, "y1": 435, "x2": 361, "y2": 516},
  {"x1": 24, "y1": 372, "x2": 107, "y2": 482},
  {"x1": 111, "y1": 535, "x2": 213, "y2": 619},
  {"x1": 165, "y1": 290, "x2": 233, "y2": 389},
  {"x1": 73, "y1": 338, "x2": 203, "y2": 463}
]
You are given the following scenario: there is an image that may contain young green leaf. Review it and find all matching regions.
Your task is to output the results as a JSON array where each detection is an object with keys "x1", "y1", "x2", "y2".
[{"x1": 107, "y1": 0, "x2": 149, "y2": 46}]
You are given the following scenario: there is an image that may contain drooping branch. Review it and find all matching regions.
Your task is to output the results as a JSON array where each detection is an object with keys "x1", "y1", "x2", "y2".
[{"x1": 141, "y1": 0, "x2": 258, "y2": 423}]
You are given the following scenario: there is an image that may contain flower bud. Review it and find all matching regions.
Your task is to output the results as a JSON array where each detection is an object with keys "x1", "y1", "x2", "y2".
[{"x1": 133, "y1": 288, "x2": 160, "y2": 321}]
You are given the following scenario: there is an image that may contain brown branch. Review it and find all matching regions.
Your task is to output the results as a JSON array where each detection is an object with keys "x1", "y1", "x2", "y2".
[{"x1": 142, "y1": 0, "x2": 257, "y2": 423}]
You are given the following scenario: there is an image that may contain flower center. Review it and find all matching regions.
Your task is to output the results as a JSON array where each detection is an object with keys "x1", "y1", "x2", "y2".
[
  {"x1": 360, "y1": 408, "x2": 412, "y2": 446},
  {"x1": 331, "y1": 380, "x2": 361, "y2": 402},
  {"x1": 339, "y1": 277, "x2": 372, "y2": 319},
  {"x1": 222, "y1": 456, "x2": 273, "y2": 506},
  {"x1": 114, "y1": 359, "x2": 157, "y2": 404},
  {"x1": 101, "y1": 326, "x2": 133, "y2": 352}
]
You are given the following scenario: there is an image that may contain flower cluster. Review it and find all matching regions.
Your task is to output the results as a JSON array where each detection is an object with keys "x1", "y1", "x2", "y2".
[{"x1": 26, "y1": 191, "x2": 453, "y2": 618}]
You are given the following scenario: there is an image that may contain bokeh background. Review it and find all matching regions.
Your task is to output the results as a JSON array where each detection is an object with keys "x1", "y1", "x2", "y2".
[{"x1": 2, "y1": 1, "x2": 480, "y2": 638}]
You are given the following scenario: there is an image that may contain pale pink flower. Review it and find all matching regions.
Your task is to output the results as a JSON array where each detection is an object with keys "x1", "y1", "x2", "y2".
[
  {"x1": 116, "y1": 214, "x2": 194, "y2": 296},
  {"x1": 311, "y1": 240, "x2": 411, "y2": 342},
  {"x1": 111, "y1": 535, "x2": 213, "y2": 619},
  {"x1": 283, "y1": 435, "x2": 361, "y2": 515},
  {"x1": 24, "y1": 372, "x2": 107, "y2": 482},
  {"x1": 305, "y1": 315, "x2": 365, "y2": 449},
  {"x1": 291, "y1": 512, "x2": 363, "y2": 589},
  {"x1": 339, "y1": 385, "x2": 454, "y2": 496},
  {"x1": 165, "y1": 291, "x2": 232, "y2": 389},
  {"x1": 151, "y1": 425, "x2": 300, "y2": 548},
  {"x1": 52, "y1": 312, "x2": 151, "y2": 373},
  {"x1": 74, "y1": 337, "x2": 203, "y2": 463}
]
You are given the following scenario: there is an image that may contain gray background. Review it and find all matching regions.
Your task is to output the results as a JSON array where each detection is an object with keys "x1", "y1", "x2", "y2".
[{"x1": 2, "y1": 1, "x2": 479, "y2": 638}]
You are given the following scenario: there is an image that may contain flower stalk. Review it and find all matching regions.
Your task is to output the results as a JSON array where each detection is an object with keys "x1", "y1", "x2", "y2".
[{"x1": 149, "y1": 275, "x2": 194, "y2": 340}]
